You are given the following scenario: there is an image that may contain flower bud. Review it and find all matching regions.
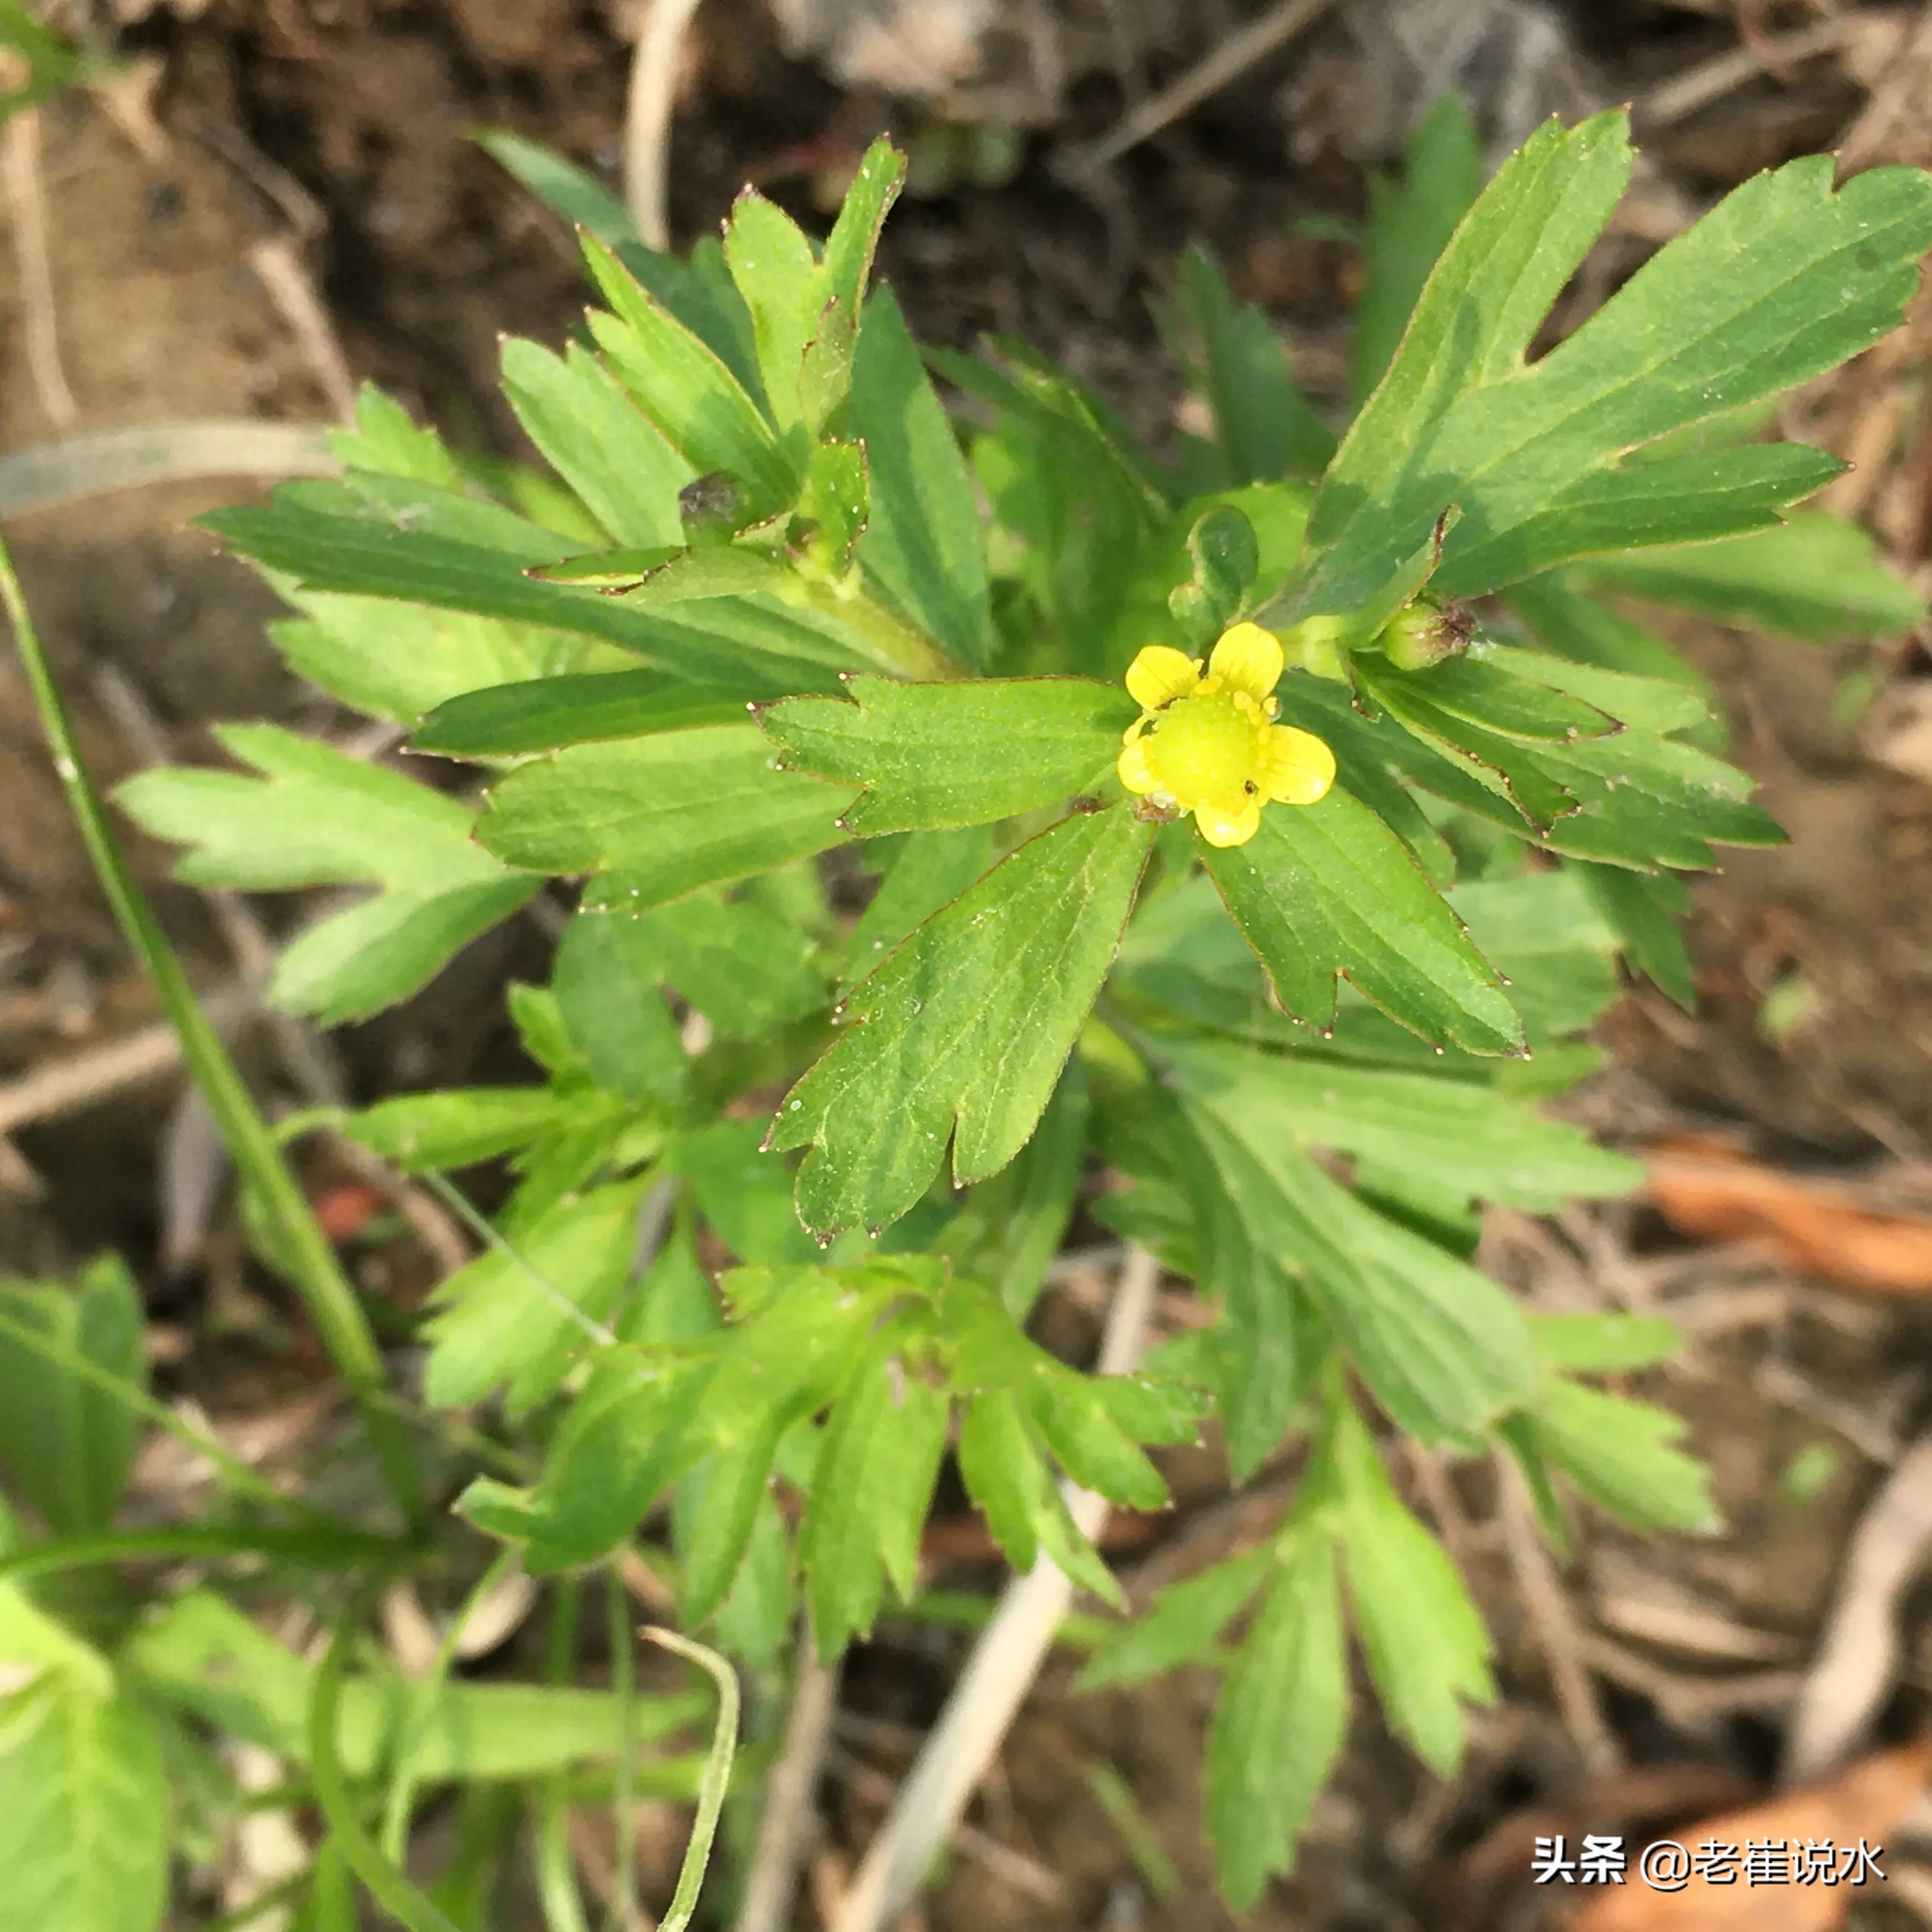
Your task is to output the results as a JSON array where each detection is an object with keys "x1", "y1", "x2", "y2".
[{"x1": 1377, "y1": 597, "x2": 1474, "y2": 671}]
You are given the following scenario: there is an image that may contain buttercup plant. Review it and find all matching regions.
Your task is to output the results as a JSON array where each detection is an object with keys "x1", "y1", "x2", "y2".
[{"x1": 3, "y1": 95, "x2": 1932, "y2": 1928}]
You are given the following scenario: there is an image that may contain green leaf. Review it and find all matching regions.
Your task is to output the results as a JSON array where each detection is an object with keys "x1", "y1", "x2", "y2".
[
  {"x1": 821, "y1": 141, "x2": 904, "y2": 326},
  {"x1": 554, "y1": 887, "x2": 825, "y2": 1104},
  {"x1": 521, "y1": 1353, "x2": 719, "y2": 1571},
  {"x1": 116, "y1": 723, "x2": 540, "y2": 1023},
  {"x1": 0, "y1": 1680, "x2": 168, "y2": 1932},
  {"x1": 1504, "y1": 568, "x2": 1715, "y2": 703},
  {"x1": 1173, "y1": 1089, "x2": 1537, "y2": 1444},
  {"x1": 843, "y1": 825, "x2": 995, "y2": 977},
  {"x1": 583, "y1": 235, "x2": 801, "y2": 521},
  {"x1": 850, "y1": 286, "x2": 993, "y2": 670},
  {"x1": 676, "y1": 1430, "x2": 786, "y2": 1627},
  {"x1": 1448, "y1": 870, "x2": 1622, "y2": 1041},
  {"x1": 474, "y1": 128, "x2": 640, "y2": 246},
  {"x1": 617, "y1": 890, "x2": 824, "y2": 1039},
  {"x1": 411, "y1": 672, "x2": 746, "y2": 758},
  {"x1": 0, "y1": 1569, "x2": 114, "y2": 1699},
  {"x1": 329, "y1": 383, "x2": 465, "y2": 487},
  {"x1": 1361, "y1": 646, "x2": 1620, "y2": 742},
  {"x1": 801, "y1": 141, "x2": 906, "y2": 433},
  {"x1": 340, "y1": 1087, "x2": 586, "y2": 1172},
  {"x1": 501, "y1": 338, "x2": 693, "y2": 548},
  {"x1": 1353, "y1": 651, "x2": 1782, "y2": 870},
  {"x1": 1174, "y1": 1123, "x2": 1324, "y2": 1480},
  {"x1": 769, "y1": 806, "x2": 1154, "y2": 1237},
  {"x1": 422, "y1": 1177, "x2": 651, "y2": 1414},
  {"x1": 1351, "y1": 92, "x2": 1485, "y2": 407},
  {"x1": 723, "y1": 190, "x2": 823, "y2": 432},
  {"x1": 551, "y1": 913, "x2": 689, "y2": 1103},
  {"x1": 223, "y1": 486, "x2": 888, "y2": 696},
  {"x1": 477, "y1": 722, "x2": 857, "y2": 899},
  {"x1": 1531, "y1": 1312, "x2": 1683, "y2": 1374},
  {"x1": 128, "y1": 1588, "x2": 703, "y2": 1780},
  {"x1": 268, "y1": 579, "x2": 637, "y2": 728},
  {"x1": 1077, "y1": 1547, "x2": 1273, "y2": 1690},
  {"x1": 265, "y1": 579, "x2": 626, "y2": 729},
  {"x1": 526, "y1": 1262, "x2": 918, "y2": 1572},
  {"x1": 671, "y1": 1121, "x2": 824, "y2": 1267},
  {"x1": 1527, "y1": 1379, "x2": 1717, "y2": 1532},
  {"x1": 1167, "y1": 505, "x2": 1262, "y2": 650},
  {"x1": 1029, "y1": 1378, "x2": 1170, "y2": 1513},
  {"x1": 1294, "y1": 117, "x2": 1932, "y2": 617},
  {"x1": 801, "y1": 1320, "x2": 948, "y2": 1651},
  {"x1": 1199, "y1": 785, "x2": 1523, "y2": 1054},
  {"x1": 1574, "y1": 512, "x2": 1927, "y2": 641},
  {"x1": 1154, "y1": 1033, "x2": 1638, "y2": 1213},
  {"x1": 0, "y1": 1256, "x2": 144, "y2": 1536},
  {"x1": 957, "y1": 1388, "x2": 1045, "y2": 1575},
  {"x1": 1176, "y1": 245, "x2": 1336, "y2": 481},
  {"x1": 1204, "y1": 1534, "x2": 1347, "y2": 1908},
  {"x1": 709, "y1": 1489, "x2": 793, "y2": 1671},
  {"x1": 794, "y1": 438, "x2": 869, "y2": 573},
  {"x1": 1576, "y1": 859, "x2": 1696, "y2": 1004},
  {"x1": 758, "y1": 675, "x2": 1135, "y2": 834},
  {"x1": 0, "y1": 3, "x2": 84, "y2": 123},
  {"x1": 1334, "y1": 1403, "x2": 1493, "y2": 1772},
  {"x1": 935, "y1": 1063, "x2": 1089, "y2": 1319}
]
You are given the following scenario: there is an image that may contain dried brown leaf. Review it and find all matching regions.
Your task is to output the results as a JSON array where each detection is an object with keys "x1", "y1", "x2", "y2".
[
  {"x1": 1646, "y1": 1149, "x2": 1932, "y2": 1295},
  {"x1": 1572, "y1": 1740, "x2": 1929, "y2": 1930}
]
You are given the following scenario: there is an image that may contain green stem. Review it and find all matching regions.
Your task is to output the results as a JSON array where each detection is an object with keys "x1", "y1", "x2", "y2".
[
  {"x1": 606, "y1": 1570, "x2": 640, "y2": 1932},
  {"x1": 310, "y1": 1582, "x2": 466, "y2": 1932},
  {"x1": 537, "y1": 1579, "x2": 592, "y2": 1932},
  {"x1": 640, "y1": 1626, "x2": 741, "y2": 1932},
  {"x1": 379, "y1": 1548, "x2": 519, "y2": 1863},
  {"x1": 0, "y1": 1522, "x2": 408, "y2": 1584},
  {"x1": 199, "y1": 1869, "x2": 311, "y2": 1932},
  {"x1": 0, "y1": 528, "x2": 424, "y2": 1533},
  {"x1": 0, "y1": 1300, "x2": 350, "y2": 1525}
]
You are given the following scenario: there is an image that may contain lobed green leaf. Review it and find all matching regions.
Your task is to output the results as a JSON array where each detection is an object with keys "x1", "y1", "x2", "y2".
[
  {"x1": 770, "y1": 806, "x2": 1153, "y2": 1237},
  {"x1": 758, "y1": 674, "x2": 1135, "y2": 835}
]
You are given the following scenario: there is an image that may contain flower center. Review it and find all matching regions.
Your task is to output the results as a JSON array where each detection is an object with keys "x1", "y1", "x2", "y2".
[{"x1": 1150, "y1": 689, "x2": 1262, "y2": 804}]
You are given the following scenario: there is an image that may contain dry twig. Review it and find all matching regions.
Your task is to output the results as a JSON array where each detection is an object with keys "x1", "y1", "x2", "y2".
[
  {"x1": 732, "y1": 1638, "x2": 842, "y2": 1932},
  {"x1": 1061, "y1": 0, "x2": 1341, "y2": 173},
  {"x1": 829, "y1": 1245, "x2": 1163, "y2": 1932},
  {"x1": 625, "y1": 0, "x2": 707, "y2": 250},
  {"x1": 3, "y1": 109, "x2": 78, "y2": 429},
  {"x1": 246, "y1": 236, "x2": 359, "y2": 422},
  {"x1": 0, "y1": 977, "x2": 259, "y2": 1139},
  {"x1": 1496, "y1": 1455, "x2": 1624, "y2": 1779},
  {"x1": 1637, "y1": 10, "x2": 1908, "y2": 129},
  {"x1": 1838, "y1": 4, "x2": 1932, "y2": 170},
  {"x1": 1782, "y1": 1427, "x2": 1932, "y2": 1784}
]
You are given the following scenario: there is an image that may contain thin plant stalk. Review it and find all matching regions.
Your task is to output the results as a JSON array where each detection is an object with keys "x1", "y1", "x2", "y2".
[
  {"x1": 0, "y1": 1522, "x2": 406, "y2": 1585},
  {"x1": 380, "y1": 1549, "x2": 522, "y2": 1861},
  {"x1": 538, "y1": 1579, "x2": 592, "y2": 1932},
  {"x1": 310, "y1": 1583, "x2": 466, "y2": 1932},
  {"x1": 0, "y1": 1300, "x2": 351, "y2": 1525},
  {"x1": 0, "y1": 527, "x2": 425, "y2": 1532},
  {"x1": 641, "y1": 1625, "x2": 742, "y2": 1932},
  {"x1": 606, "y1": 1568, "x2": 641, "y2": 1932}
]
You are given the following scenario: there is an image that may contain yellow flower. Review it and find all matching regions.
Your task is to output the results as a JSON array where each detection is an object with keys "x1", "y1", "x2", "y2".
[{"x1": 1117, "y1": 622, "x2": 1337, "y2": 847}]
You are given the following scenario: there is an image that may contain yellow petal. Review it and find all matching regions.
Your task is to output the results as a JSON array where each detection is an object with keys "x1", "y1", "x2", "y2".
[
  {"x1": 1125, "y1": 645, "x2": 1200, "y2": 711},
  {"x1": 1259, "y1": 724, "x2": 1337, "y2": 806},
  {"x1": 1193, "y1": 791, "x2": 1262, "y2": 847},
  {"x1": 1207, "y1": 622, "x2": 1285, "y2": 705},
  {"x1": 1117, "y1": 733, "x2": 1162, "y2": 796}
]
